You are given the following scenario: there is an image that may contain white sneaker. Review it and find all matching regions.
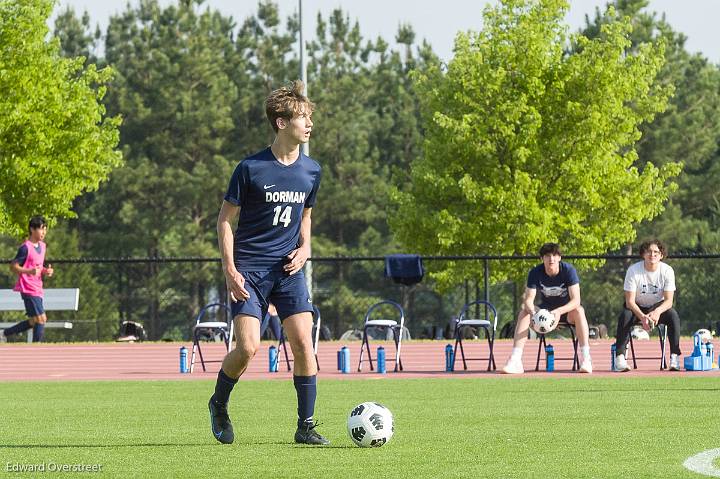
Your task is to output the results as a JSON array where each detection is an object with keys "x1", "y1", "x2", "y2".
[
  {"x1": 579, "y1": 358, "x2": 592, "y2": 374},
  {"x1": 615, "y1": 354, "x2": 630, "y2": 372},
  {"x1": 669, "y1": 354, "x2": 680, "y2": 371},
  {"x1": 501, "y1": 357, "x2": 524, "y2": 374}
]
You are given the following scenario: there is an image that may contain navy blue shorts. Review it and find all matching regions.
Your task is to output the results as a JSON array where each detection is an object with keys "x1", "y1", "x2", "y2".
[
  {"x1": 21, "y1": 294, "x2": 45, "y2": 317},
  {"x1": 230, "y1": 271, "x2": 313, "y2": 321}
]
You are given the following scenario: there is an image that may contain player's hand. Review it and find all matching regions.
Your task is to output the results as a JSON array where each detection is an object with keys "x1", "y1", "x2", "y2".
[
  {"x1": 43, "y1": 264, "x2": 54, "y2": 277},
  {"x1": 641, "y1": 315, "x2": 654, "y2": 331},
  {"x1": 29, "y1": 266, "x2": 42, "y2": 276},
  {"x1": 284, "y1": 246, "x2": 310, "y2": 275},
  {"x1": 225, "y1": 269, "x2": 250, "y2": 302}
]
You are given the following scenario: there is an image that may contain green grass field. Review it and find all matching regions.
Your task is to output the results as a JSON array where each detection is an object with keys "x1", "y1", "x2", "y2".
[{"x1": 2, "y1": 377, "x2": 719, "y2": 478}]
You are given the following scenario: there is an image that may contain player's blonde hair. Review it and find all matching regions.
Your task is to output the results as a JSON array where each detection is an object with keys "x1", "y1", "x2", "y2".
[{"x1": 265, "y1": 80, "x2": 315, "y2": 133}]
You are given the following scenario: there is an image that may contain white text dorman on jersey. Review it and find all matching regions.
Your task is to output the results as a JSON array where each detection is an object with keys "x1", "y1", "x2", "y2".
[{"x1": 265, "y1": 191, "x2": 306, "y2": 204}]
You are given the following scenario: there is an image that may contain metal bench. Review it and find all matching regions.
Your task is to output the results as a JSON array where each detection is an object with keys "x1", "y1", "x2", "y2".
[{"x1": 0, "y1": 288, "x2": 78, "y2": 342}]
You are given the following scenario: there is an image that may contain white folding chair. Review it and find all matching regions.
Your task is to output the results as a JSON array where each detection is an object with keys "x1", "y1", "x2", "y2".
[
  {"x1": 190, "y1": 302, "x2": 232, "y2": 373},
  {"x1": 357, "y1": 300, "x2": 405, "y2": 372}
]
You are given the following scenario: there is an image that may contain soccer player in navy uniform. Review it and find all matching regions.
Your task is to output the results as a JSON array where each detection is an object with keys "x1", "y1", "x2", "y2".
[
  {"x1": 208, "y1": 81, "x2": 327, "y2": 445},
  {"x1": 500, "y1": 243, "x2": 593, "y2": 374}
]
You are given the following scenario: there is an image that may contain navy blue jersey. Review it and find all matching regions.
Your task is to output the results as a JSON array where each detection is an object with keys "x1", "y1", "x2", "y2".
[
  {"x1": 11, "y1": 244, "x2": 42, "y2": 265},
  {"x1": 224, "y1": 147, "x2": 321, "y2": 271},
  {"x1": 526, "y1": 261, "x2": 580, "y2": 309}
]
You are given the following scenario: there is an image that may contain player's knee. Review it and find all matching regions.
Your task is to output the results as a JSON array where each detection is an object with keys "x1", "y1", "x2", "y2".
[
  {"x1": 235, "y1": 340, "x2": 259, "y2": 360},
  {"x1": 292, "y1": 337, "x2": 314, "y2": 355}
]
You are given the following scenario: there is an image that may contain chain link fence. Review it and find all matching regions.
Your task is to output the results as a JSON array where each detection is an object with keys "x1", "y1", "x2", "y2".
[{"x1": 2, "y1": 255, "x2": 718, "y2": 342}]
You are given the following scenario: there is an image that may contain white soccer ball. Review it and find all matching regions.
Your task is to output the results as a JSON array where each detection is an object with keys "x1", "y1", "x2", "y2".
[
  {"x1": 695, "y1": 328, "x2": 713, "y2": 344},
  {"x1": 347, "y1": 402, "x2": 394, "y2": 448},
  {"x1": 531, "y1": 309, "x2": 558, "y2": 334}
]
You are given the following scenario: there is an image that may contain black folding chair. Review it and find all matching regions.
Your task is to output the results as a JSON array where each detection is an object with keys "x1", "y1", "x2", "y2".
[
  {"x1": 452, "y1": 300, "x2": 498, "y2": 371},
  {"x1": 534, "y1": 317, "x2": 579, "y2": 371},
  {"x1": 190, "y1": 303, "x2": 232, "y2": 373},
  {"x1": 357, "y1": 300, "x2": 405, "y2": 372},
  {"x1": 275, "y1": 305, "x2": 322, "y2": 372},
  {"x1": 628, "y1": 322, "x2": 668, "y2": 370}
]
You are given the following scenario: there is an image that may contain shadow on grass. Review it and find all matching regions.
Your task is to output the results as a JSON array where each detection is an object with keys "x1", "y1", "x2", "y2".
[{"x1": 0, "y1": 442, "x2": 354, "y2": 449}]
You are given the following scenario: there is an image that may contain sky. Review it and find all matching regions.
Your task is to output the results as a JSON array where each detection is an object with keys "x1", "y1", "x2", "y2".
[{"x1": 54, "y1": 0, "x2": 720, "y2": 64}]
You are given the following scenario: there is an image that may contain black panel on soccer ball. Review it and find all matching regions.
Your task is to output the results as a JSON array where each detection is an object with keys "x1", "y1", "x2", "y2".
[
  {"x1": 351, "y1": 426, "x2": 366, "y2": 442},
  {"x1": 369, "y1": 413, "x2": 384, "y2": 430}
]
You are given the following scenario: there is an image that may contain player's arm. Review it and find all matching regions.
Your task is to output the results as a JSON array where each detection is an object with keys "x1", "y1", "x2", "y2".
[
  {"x1": 522, "y1": 287, "x2": 537, "y2": 315},
  {"x1": 648, "y1": 290, "x2": 674, "y2": 323},
  {"x1": 217, "y1": 200, "x2": 249, "y2": 301},
  {"x1": 285, "y1": 207, "x2": 312, "y2": 275},
  {"x1": 552, "y1": 283, "x2": 580, "y2": 317},
  {"x1": 9, "y1": 246, "x2": 39, "y2": 276},
  {"x1": 624, "y1": 289, "x2": 652, "y2": 328},
  {"x1": 9, "y1": 261, "x2": 24, "y2": 275}
]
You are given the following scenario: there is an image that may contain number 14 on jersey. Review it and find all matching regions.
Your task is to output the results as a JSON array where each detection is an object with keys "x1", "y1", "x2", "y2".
[{"x1": 272, "y1": 205, "x2": 292, "y2": 227}]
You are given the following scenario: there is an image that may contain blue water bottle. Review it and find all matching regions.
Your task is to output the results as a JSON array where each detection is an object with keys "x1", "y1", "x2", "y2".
[
  {"x1": 610, "y1": 343, "x2": 617, "y2": 371},
  {"x1": 269, "y1": 345, "x2": 278, "y2": 372},
  {"x1": 707, "y1": 342, "x2": 714, "y2": 366},
  {"x1": 545, "y1": 344, "x2": 555, "y2": 372},
  {"x1": 337, "y1": 348, "x2": 344, "y2": 371},
  {"x1": 341, "y1": 346, "x2": 350, "y2": 374},
  {"x1": 445, "y1": 344, "x2": 454, "y2": 372},
  {"x1": 377, "y1": 346, "x2": 386, "y2": 374},
  {"x1": 179, "y1": 346, "x2": 188, "y2": 373}
]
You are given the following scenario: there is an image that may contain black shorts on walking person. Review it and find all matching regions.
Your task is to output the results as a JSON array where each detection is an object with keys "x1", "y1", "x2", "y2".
[{"x1": 21, "y1": 294, "x2": 45, "y2": 317}]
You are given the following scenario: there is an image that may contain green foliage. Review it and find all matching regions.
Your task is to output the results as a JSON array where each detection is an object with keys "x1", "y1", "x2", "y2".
[
  {"x1": 582, "y1": 0, "x2": 720, "y2": 252},
  {"x1": 578, "y1": 0, "x2": 720, "y2": 334},
  {"x1": 40, "y1": 1, "x2": 438, "y2": 339},
  {"x1": 69, "y1": 0, "x2": 239, "y2": 337},
  {"x1": 0, "y1": 0, "x2": 121, "y2": 237},
  {"x1": 391, "y1": 0, "x2": 680, "y2": 288}
]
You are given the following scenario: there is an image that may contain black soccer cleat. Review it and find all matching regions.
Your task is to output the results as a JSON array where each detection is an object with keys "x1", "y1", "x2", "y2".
[
  {"x1": 294, "y1": 421, "x2": 330, "y2": 445},
  {"x1": 208, "y1": 398, "x2": 234, "y2": 444}
]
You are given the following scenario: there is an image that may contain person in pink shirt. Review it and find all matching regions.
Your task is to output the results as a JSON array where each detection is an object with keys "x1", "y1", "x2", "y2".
[{"x1": 1, "y1": 216, "x2": 54, "y2": 342}]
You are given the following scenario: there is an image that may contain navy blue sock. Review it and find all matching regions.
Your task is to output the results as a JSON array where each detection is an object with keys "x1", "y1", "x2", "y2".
[
  {"x1": 3, "y1": 320, "x2": 32, "y2": 337},
  {"x1": 211, "y1": 369, "x2": 238, "y2": 406},
  {"x1": 32, "y1": 323, "x2": 45, "y2": 342},
  {"x1": 294, "y1": 375, "x2": 317, "y2": 427}
]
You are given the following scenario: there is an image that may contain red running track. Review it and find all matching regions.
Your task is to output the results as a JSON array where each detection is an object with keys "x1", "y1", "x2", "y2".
[{"x1": 0, "y1": 338, "x2": 713, "y2": 382}]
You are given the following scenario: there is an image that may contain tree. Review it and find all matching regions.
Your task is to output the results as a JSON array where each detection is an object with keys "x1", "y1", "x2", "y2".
[
  {"x1": 578, "y1": 0, "x2": 720, "y2": 334},
  {"x1": 390, "y1": 0, "x2": 680, "y2": 287},
  {"x1": 0, "y1": 0, "x2": 122, "y2": 238},
  {"x1": 70, "y1": 0, "x2": 239, "y2": 338},
  {"x1": 581, "y1": 0, "x2": 720, "y2": 252},
  {"x1": 53, "y1": 6, "x2": 100, "y2": 63}
]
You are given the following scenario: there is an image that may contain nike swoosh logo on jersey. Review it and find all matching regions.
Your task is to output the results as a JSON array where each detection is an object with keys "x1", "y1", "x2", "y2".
[{"x1": 263, "y1": 184, "x2": 275, "y2": 189}]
